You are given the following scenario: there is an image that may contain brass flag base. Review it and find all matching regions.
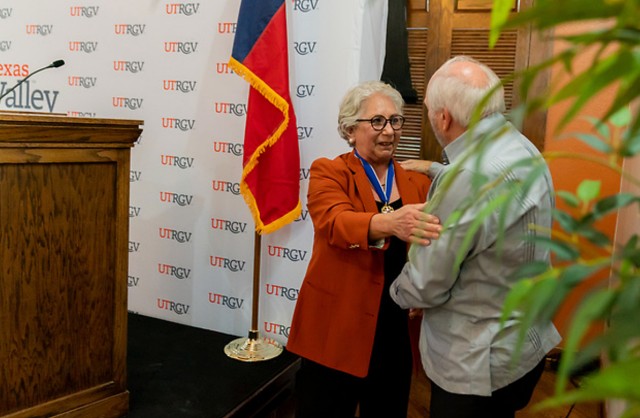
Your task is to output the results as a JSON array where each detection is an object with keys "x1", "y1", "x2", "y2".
[{"x1": 224, "y1": 330, "x2": 283, "y2": 362}]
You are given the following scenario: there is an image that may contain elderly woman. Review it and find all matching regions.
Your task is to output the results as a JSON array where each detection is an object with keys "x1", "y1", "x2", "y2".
[{"x1": 286, "y1": 81, "x2": 441, "y2": 417}]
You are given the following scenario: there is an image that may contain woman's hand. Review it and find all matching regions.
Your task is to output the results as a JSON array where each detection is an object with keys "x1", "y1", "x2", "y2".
[
  {"x1": 373, "y1": 202, "x2": 441, "y2": 246},
  {"x1": 399, "y1": 159, "x2": 433, "y2": 175}
]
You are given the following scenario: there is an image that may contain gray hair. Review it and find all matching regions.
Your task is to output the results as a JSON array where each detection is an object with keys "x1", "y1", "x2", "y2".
[
  {"x1": 337, "y1": 80, "x2": 404, "y2": 145},
  {"x1": 426, "y1": 56, "x2": 505, "y2": 128}
]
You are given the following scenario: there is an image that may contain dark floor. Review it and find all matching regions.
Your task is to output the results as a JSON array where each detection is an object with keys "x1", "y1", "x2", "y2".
[
  {"x1": 125, "y1": 313, "x2": 299, "y2": 418},
  {"x1": 126, "y1": 313, "x2": 603, "y2": 418}
]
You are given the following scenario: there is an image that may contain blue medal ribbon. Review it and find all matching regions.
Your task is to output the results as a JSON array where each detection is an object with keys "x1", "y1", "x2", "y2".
[{"x1": 354, "y1": 150, "x2": 395, "y2": 213}]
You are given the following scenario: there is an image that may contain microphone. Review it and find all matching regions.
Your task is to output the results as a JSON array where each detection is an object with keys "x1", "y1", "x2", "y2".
[{"x1": 0, "y1": 59, "x2": 65, "y2": 102}]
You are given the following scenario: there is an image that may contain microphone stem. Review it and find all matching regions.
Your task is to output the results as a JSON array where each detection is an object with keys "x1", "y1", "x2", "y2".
[{"x1": 0, "y1": 64, "x2": 54, "y2": 102}]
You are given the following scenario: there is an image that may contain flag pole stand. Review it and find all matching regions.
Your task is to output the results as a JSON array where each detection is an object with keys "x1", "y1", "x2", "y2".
[{"x1": 224, "y1": 232, "x2": 283, "y2": 361}]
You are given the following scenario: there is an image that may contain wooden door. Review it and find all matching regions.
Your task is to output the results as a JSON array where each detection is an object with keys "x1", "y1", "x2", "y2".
[{"x1": 399, "y1": 0, "x2": 550, "y2": 162}]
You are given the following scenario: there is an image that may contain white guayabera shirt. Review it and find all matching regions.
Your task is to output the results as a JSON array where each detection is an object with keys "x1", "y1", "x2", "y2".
[{"x1": 391, "y1": 113, "x2": 562, "y2": 396}]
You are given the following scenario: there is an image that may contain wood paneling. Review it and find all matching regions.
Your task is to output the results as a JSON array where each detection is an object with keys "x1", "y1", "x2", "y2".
[
  {"x1": 400, "y1": 0, "x2": 550, "y2": 163},
  {"x1": 397, "y1": 28, "x2": 429, "y2": 161},
  {"x1": 0, "y1": 112, "x2": 141, "y2": 418}
]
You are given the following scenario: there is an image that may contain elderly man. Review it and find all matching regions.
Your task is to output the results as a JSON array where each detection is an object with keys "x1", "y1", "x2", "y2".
[{"x1": 391, "y1": 56, "x2": 561, "y2": 418}]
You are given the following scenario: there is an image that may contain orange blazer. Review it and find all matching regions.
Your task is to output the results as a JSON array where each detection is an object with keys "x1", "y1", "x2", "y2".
[{"x1": 286, "y1": 151, "x2": 430, "y2": 377}]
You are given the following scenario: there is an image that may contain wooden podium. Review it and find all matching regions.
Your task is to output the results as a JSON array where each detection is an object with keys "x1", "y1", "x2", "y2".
[{"x1": 0, "y1": 112, "x2": 142, "y2": 418}]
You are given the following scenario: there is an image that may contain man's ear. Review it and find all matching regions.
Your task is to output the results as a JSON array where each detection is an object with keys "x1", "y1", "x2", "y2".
[{"x1": 441, "y1": 108, "x2": 453, "y2": 132}]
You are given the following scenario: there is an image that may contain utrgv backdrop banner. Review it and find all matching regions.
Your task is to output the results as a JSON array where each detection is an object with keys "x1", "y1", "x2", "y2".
[{"x1": 0, "y1": 0, "x2": 388, "y2": 344}]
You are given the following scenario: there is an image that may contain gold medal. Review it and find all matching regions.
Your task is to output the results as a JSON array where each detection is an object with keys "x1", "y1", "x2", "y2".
[{"x1": 381, "y1": 204, "x2": 394, "y2": 214}]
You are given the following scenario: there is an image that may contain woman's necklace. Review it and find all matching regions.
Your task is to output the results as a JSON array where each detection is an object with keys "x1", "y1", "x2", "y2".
[{"x1": 354, "y1": 150, "x2": 395, "y2": 213}]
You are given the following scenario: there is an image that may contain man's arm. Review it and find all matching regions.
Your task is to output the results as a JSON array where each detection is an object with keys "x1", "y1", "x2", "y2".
[{"x1": 390, "y1": 167, "x2": 479, "y2": 309}]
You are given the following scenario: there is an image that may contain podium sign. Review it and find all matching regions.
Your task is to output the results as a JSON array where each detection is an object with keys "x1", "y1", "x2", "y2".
[{"x1": 0, "y1": 112, "x2": 141, "y2": 418}]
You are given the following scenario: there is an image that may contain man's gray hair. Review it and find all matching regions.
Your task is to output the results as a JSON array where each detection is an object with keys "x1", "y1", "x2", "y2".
[{"x1": 426, "y1": 56, "x2": 505, "y2": 128}]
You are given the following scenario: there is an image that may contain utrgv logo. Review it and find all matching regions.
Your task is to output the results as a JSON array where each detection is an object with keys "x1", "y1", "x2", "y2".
[
  {"x1": 211, "y1": 218, "x2": 248, "y2": 234},
  {"x1": 266, "y1": 284, "x2": 299, "y2": 301},
  {"x1": 296, "y1": 84, "x2": 315, "y2": 98},
  {"x1": 164, "y1": 41, "x2": 198, "y2": 54},
  {"x1": 159, "y1": 192, "x2": 194, "y2": 207},
  {"x1": 209, "y1": 256, "x2": 246, "y2": 272},
  {"x1": 267, "y1": 246, "x2": 308, "y2": 262},
  {"x1": 113, "y1": 60, "x2": 145, "y2": 73},
  {"x1": 70, "y1": 6, "x2": 100, "y2": 17},
  {"x1": 128, "y1": 276, "x2": 140, "y2": 287},
  {"x1": 161, "y1": 117, "x2": 195, "y2": 131},
  {"x1": 130, "y1": 170, "x2": 142, "y2": 182},
  {"x1": 264, "y1": 321, "x2": 290, "y2": 337},
  {"x1": 163, "y1": 80, "x2": 197, "y2": 93},
  {"x1": 113, "y1": 97, "x2": 143, "y2": 110},
  {"x1": 68, "y1": 76, "x2": 97, "y2": 88},
  {"x1": 212, "y1": 141, "x2": 243, "y2": 156},
  {"x1": 69, "y1": 41, "x2": 98, "y2": 53},
  {"x1": 129, "y1": 241, "x2": 140, "y2": 252},
  {"x1": 211, "y1": 180, "x2": 241, "y2": 195},
  {"x1": 297, "y1": 126, "x2": 314, "y2": 140},
  {"x1": 208, "y1": 293, "x2": 244, "y2": 309},
  {"x1": 292, "y1": 0, "x2": 319, "y2": 12},
  {"x1": 159, "y1": 228, "x2": 192, "y2": 243},
  {"x1": 215, "y1": 62, "x2": 234, "y2": 74},
  {"x1": 158, "y1": 263, "x2": 191, "y2": 280},
  {"x1": 300, "y1": 168, "x2": 311, "y2": 181},
  {"x1": 67, "y1": 111, "x2": 96, "y2": 118},
  {"x1": 294, "y1": 209, "x2": 310, "y2": 222},
  {"x1": 157, "y1": 298, "x2": 190, "y2": 315},
  {"x1": 0, "y1": 41, "x2": 11, "y2": 52},
  {"x1": 0, "y1": 8, "x2": 13, "y2": 18},
  {"x1": 26, "y1": 25, "x2": 53, "y2": 36},
  {"x1": 129, "y1": 206, "x2": 141, "y2": 217},
  {"x1": 166, "y1": 3, "x2": 200, "y2": 15},
  {"x1": 294, "y1": 41, "x2": 317, "y2": 55},
  {"x1": 161, "y1": 155, "x2": 194, "y2": 169},
  {"x1": 214, "y1": 102, "x2": 247, "y2": 116},
  {"x1": 114, "y1": 24, "x2": 146, "y2": 36},
  {"x1": 217, "y1": 22, "x2": 236, "y2": 34}
]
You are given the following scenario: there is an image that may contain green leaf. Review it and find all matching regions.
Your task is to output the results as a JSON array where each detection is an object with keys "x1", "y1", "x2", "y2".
[
  {"x1": 620, "y1": 129, "x2": 640, "y2": 157},
  {"x1": 500, "y1": 279, "x2": 534, "y2": 325},
  {"x1": 575, "y1": 226, "x2": 611, "y2": 247},
  {"x1": 539, "y1": 359, "x2": 640, "y2": 408},
  {"x1": 489, "y1": 0, "x2": 514, "y2": 47},
  {"x1": 507, "y1": 275, "x2": 561, "y2": 365},
  {"x1": 593, "y1": 193, "x2": 638, "y2": 218},
  {"x1": 510, "y1": 261, "x2": 553, "y2": 280},
  {"x1": 609, "y1": 105, "x2": 632, "y2": 128},
  {"x1": 502, "y1": 0, "x2": 622, "y2": 32},
  {"x1": 558, "y1": 262, "x2": 605, "y2": 288},
  {"x1": 556, "y1": 289, "x2": 616, "y2": 393},
  {"x1": 574, "y1": 133, "x2": 614, "y2": 153},
  {"x1": 584, "y1": 116, "x2": 610, "y2": 139},
  {"x1": 576, "y1": 180, "x2": 601, "y2": 203},
  {"x1": 530, "y1": 236, "x2": 580, "y2": 261},
  {"x1": 557, "y1": 190, "x2": 580, "y2": 208},
  {"x1": 553, "y1": 209, "x2": 578, "y2": 233}
]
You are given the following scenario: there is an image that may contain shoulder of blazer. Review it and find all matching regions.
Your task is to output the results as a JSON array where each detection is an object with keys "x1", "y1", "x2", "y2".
[
  {"x1": 394, "y1": 161, "x2": 431, "y2": 202},
  {"x1": 311, "y1": 152, "x2": 362, "y2": 177}
]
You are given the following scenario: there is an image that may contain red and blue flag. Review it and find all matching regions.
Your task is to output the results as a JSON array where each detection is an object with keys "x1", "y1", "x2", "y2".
[{"x1": 229, "y1": 0, "x2": 301, "y2": 234}]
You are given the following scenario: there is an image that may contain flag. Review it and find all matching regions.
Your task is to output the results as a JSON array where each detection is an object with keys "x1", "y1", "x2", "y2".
[{"x1": 229, "y1": 0, "x2": 301, "y2": 234}]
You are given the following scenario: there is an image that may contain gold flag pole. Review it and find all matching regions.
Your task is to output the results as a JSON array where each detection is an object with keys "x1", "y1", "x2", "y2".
[{"x1": 224, "y1": 231, "x2": 283, "y2": 361}]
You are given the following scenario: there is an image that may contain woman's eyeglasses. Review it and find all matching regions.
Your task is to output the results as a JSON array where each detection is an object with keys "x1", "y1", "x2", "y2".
[{"x1": 356, "y1": 115, "x2": 405, "y2": 131}]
